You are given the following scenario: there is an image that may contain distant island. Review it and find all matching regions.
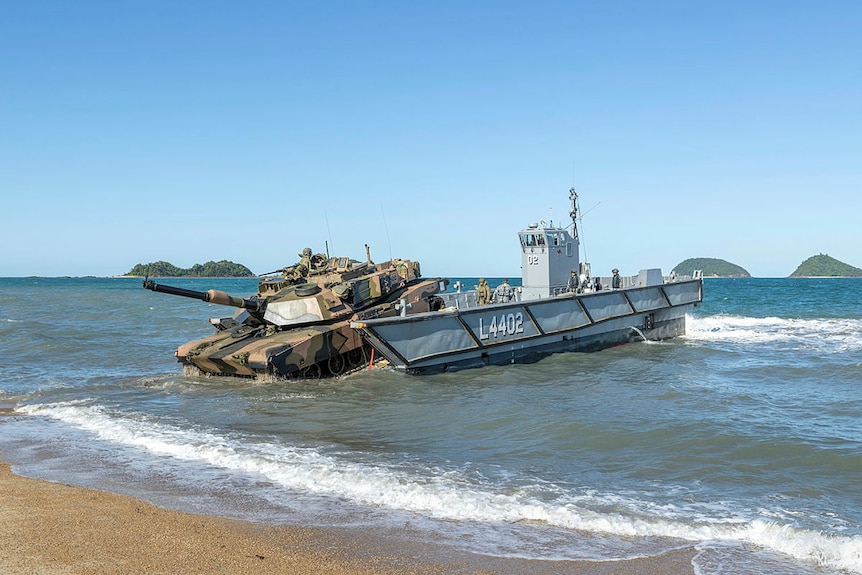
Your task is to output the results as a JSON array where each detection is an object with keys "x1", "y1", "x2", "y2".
[
  {"x1": 790, "y1": 254, "x2": 862, "y2": 277},
  {"x1": 125, "y1": 260, "x2": 255, "y2": 277},
  {"x1": 123, "y1": 253, "x2": 861, "y2": 280},
  {"x1": 671, "y1": 254, "x2": 862, "y2": 278},
  {"x1": 672, "y1": 258, "x2": 750, "y2": 278}
]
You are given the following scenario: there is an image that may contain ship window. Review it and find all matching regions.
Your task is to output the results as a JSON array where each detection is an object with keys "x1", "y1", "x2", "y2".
[{"x1": 520, "y1": 233, "x2": 545, "y2": 247}]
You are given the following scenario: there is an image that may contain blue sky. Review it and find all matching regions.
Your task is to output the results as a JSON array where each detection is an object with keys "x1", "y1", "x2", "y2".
[{"x1": 2, "y1": 1, "x2": 859, "y2": 278}]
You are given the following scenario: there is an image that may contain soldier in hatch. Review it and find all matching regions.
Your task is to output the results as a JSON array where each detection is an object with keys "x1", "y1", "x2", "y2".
[
  {"x1": 290, "y1": 247, "x2": 313, "y2": 280},
  {"x1": 298, "y1": 248, "x2": 312, "y2": 269}
]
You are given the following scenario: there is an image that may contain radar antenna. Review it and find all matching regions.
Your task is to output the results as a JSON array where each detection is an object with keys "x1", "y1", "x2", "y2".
[
  {"x1": 568, "y1": 187, "x2": 580, "y2": 241},
  {"x1": 569, "y1": 187, "x2": 588, "y2": 265}
]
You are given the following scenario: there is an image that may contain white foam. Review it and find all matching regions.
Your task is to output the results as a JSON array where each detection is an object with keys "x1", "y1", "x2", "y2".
[
  {"x1": 686, "y1": 315, "x2": 862, "y2": 354},
  {"x1": 19, "y1": 401, "x2": 862, "y2": 573}
]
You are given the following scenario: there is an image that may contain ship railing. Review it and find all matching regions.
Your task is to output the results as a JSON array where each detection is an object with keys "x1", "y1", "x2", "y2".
[
  {"x1": 438, "y1": 290, "x2": 479, "y2": 310},
  {"x1": 663, "y1": 270, "x2": 702, "y2": 282}
]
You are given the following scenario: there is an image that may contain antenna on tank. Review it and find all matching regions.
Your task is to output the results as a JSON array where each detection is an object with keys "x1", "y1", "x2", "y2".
[
  {"x1": 324, "y1": 209, "x2": 334, "y2": 256},
  {"x1": 381, "y1": 203, "x2": 393, "y2": 261}
]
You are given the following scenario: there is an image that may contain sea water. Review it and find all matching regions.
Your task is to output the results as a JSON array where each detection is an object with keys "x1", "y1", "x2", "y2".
[{"x1": 1, "y1": 277, "x2": 861, "y2": 574}]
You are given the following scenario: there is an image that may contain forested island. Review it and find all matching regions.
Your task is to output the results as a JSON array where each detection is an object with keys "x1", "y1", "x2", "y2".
[
  {"x1": 672, "y1": 258, "x2": 750, "y2": 278},
  {"x1": 125, "y1": 260, "x2": 255, "y2": 277},
  {"x1": 123, "y1": 254, "x2": 861, "y2": 279},
  {"x1": 790, "y1": 254, "x2": 862, "y2": 277},
  {"x1": 672, "y1": 254, "x2": 862, "y2": 278}
]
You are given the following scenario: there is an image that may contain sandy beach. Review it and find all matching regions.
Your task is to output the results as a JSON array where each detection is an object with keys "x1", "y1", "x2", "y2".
[{"x1": 0, "y1": 458, "x2": 697, "y2": 575}]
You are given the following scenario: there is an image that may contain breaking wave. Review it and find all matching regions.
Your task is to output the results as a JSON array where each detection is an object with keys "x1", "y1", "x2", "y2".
[
  {"x1": 686, "y1": 314, "x2": 862, "y2": 354},
  {"x1": 17, "y1": 401, "x2": 862, "y2": 574}
]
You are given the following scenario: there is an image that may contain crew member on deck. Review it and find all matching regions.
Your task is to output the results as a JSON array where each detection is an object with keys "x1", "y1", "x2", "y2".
[
  {"x1": 493, "y1": 279, "x2": 515, "y2": 303},
  {"x1": 612, "y1": 268, "x2": 621, "y2": 289},
  {"x1": 477, "y1": 278, "x2": 491, "y2": 305},
  {"x1": 567, "y1": 270, "x2": 578, "y2": 292}
]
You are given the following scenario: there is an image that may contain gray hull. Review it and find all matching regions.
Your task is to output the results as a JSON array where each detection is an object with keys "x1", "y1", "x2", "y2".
[{"x1": 354, "y1": 279, "x2": 703, "y2": 375}]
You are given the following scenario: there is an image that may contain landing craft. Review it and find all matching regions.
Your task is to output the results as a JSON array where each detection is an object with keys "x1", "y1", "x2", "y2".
[
  {"x1": 143, "y1": 246, "x2": 447, "y2": 378},
  {"x1": 352, "y1": 189, "x2": 704, "y2": 374}
]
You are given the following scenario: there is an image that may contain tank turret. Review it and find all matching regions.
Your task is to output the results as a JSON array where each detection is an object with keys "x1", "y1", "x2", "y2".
[{"x1": 143, "y1": 246, "x2": 447, "y2": 379}]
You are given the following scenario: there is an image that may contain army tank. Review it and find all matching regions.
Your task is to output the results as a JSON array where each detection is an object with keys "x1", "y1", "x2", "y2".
[{"x1": 143, "y1": 246, "x2": 448, "y2": 379}]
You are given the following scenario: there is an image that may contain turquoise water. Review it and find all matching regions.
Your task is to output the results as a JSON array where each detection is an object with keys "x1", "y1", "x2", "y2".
[{"x1": 1, "y1": 277, "x2": 861, "y2": 574}]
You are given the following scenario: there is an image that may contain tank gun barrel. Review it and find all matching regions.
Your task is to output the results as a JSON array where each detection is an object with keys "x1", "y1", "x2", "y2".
[{"x1": 142, "y1": 279, "x2": 262, "y2": 311}]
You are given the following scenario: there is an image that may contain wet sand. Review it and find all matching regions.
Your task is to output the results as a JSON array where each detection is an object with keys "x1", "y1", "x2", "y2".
[{"x1": 0, "y1": 460, "x2": 697, "y2": 574}]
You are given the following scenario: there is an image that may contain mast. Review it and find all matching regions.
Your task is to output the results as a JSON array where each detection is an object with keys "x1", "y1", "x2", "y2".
[{"x1": 569, "y1": 187, "x2": 580, "y2": 241}]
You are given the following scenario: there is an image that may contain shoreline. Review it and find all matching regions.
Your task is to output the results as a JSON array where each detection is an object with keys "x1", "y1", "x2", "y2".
[{"x1": 0, "y1": 458, "x2": 698, "y2": 574}]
